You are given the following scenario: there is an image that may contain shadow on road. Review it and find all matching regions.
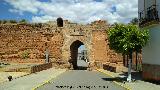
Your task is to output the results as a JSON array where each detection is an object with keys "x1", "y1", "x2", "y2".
[
  {"x1": 102, "y1": 77, "x2": 126, "y2": 83},
  {"x1": 77, "y1": 66, "x2": 87, "y2": 70},
  {"x1": 102, "y1": 71, "x2": 160, "y2": 85},
  {"x1": 120, "y1": 71, "x2": 160, "y2": 85},
  {"x1": 119, "y1": 71, "x2": 142, "y2": 80}
]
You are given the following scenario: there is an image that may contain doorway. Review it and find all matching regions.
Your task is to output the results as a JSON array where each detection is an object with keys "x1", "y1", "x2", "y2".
[{"x1": 70, "y1": 40, "x2": 88, "y2": 70}]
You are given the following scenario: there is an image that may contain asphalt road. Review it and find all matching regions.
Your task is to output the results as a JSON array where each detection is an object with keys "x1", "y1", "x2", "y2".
[
  {"x1": 37, "y1": 70, "x2": 125, "y2": 90},
  {"x1": 77, "y1": 60, "x2": 88, "y2": 67}
]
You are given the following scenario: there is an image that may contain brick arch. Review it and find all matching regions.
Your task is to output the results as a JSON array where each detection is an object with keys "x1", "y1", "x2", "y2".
[{"x1": 62, "y1": 38, "x2": 90, "y2": 69}]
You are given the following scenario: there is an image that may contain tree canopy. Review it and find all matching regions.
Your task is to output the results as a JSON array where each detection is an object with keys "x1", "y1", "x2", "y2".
[
  {"x1": 108, "y1": 24, "x2": 149, "y2": 55},
  {"x1": 9, "y1": 20, "x2": 17, "y2": 23},
  {"x1": 129, "y1": 18, "x2": 138, "y2": 25},
  {"x1": 19, "y1": 19, "x2": 27, "y2": 24}
]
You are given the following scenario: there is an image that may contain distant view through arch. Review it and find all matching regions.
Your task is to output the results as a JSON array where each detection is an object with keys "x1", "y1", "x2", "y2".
[{"x1": 70, "y1": 40, "x2": 88, "y2": 70}]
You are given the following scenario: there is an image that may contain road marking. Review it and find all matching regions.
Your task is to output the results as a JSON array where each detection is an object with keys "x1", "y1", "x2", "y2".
[
  {"x1": 32, "y1": 70, "x2": 66, "y2": 90},
  {"x1": 96, "y1": 69, "x2": 131, "y2": 90}
]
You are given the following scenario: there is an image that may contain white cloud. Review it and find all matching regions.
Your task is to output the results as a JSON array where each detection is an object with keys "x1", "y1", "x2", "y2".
[
  {"x1": 4, "y1": 0, "x2": 138, "y2": 24},
  {"x1": 5, "y1": 0, "x2": 40, "y2": 14},
  {"x1": 32, "y1": 15, "x2": 55, "y2": 23}
]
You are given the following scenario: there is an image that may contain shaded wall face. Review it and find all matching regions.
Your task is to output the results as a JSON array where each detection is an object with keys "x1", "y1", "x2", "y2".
[
  {"x1": 141, "y1": 25, "x2": 160, "y2": 81},
  {"x1": 142, "y1": 25, "x2": 160, "y2": 65},
  {"x1": 158, "y1": 0, "x2": 160, "y2": 18},
  {"x1": 70, "y1": 47, "x2": 78, "y2": 69},
  {"x1": 138, "y1": 0, "x2": 160, "y2": 21},
  {"x1": 145, "y1": 0, "x2": 155, "y2": 8}
]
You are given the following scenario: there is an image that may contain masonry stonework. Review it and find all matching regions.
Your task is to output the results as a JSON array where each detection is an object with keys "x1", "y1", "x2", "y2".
[{"x1": 0, "y1": 19, "x2": 123, "y2": 70}]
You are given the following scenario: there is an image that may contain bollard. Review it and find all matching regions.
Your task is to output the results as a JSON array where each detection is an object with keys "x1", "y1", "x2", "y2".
[{"x1": 8, "y1": 76, "x2": 12, "y2": 81}]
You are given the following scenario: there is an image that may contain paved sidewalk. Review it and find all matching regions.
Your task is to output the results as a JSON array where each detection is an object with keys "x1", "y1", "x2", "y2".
[
  {"x1": 0, "y1": 72, "x2": 29, "y2": 83},
  {"x1": 0, "y1": 68, "x2": 66, "y2": 90},
  {"x1": 98, "y1": 69, "x2": 160, "y2": 90}
]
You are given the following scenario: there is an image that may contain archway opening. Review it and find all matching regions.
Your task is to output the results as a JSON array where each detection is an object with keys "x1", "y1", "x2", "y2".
[
  {"x1": 70, "y1": 40, "x2": 88, "y2": 70},
  {"x1": 57, "y1": 17, "x2": 63, "y2": 27}
]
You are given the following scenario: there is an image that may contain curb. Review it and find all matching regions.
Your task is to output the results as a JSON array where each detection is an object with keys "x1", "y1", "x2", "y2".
[
  {"x1": 14, "y1": 73, "x2": 31, "y2": 79},
  {"x1": 32, "y1": 70, "x2": 66, "y2": 90},
  {"x1": 96, "y1": 69, "x2": 131, "y2": 90}
]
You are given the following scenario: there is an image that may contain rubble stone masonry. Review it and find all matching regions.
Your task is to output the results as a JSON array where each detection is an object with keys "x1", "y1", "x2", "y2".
[{"x1": 0, "y1": 20, "x2": 124, "y2": 69}]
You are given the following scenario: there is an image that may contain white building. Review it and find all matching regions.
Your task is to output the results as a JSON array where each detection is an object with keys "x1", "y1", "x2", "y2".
[{"x1": 138, "y1": 0, "x2": 160, "y2": 81}]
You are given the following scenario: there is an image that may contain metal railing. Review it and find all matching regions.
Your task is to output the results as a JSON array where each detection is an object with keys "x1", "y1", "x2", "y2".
[{"x1": 139, "y1": 5, "x2": 159, "y2": 27}]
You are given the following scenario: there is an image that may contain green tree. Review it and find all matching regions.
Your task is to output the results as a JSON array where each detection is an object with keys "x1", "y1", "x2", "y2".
[
  {"x1": 108, "y1": 24, "x2": 149, "y2": 82},
  {"x1": 9, "y1": 20, "x2": 17, "y2": 23},
  {"x1": 129, "y1": 18, "x2": 140, "y2": 71},
  {"x1": 129, "y1": 18, "x2": 138, "y2": 25},
  {"x1": 19, "y1": 19, "x2": 27, "y2": 24},
  {"x1": 3, "y1": 20, "x2": 7, "y2": 24},
  {"x1": 0, "y1": 20, "x2": 2, "y2": 24}
]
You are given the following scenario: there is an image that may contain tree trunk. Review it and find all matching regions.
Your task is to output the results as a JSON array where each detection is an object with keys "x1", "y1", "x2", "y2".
[
  {"x1": 136, "y1": 51, "x2": 138, "y2": 70},
  {"x1": 127, "y1": 55, "x2": 129, "y2": 67},
  {"x1": 127, "y1": 50, "x2": 132, "y2": 82},
  {"x1": 123, "y1": 54, "x2": 125, "y2": 66}
]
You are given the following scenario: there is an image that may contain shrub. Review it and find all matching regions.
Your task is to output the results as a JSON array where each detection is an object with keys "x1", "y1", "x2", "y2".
[
  {"x1": 9, "y1": 20, "x2": 17, "y2": 23},
  {"x1": 19, "y1": 19, "x2": 27, "y2": 24},
  {"x1": 21, "y1": 50, "x2": 29, "y2": 59},
  {"x1": 3, "y1": 20, "x2": 7, "y2": 24}
]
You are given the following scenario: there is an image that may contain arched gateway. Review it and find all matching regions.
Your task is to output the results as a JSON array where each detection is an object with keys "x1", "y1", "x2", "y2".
[
  {"x1": 70, "y1": 40, "x2": 86, "y2": 69},
  {"x1": 59, "y1": 18, "x2": 123, "y2": 70},
  {"x1": 61, "y1": 34, "x2": 91, "y2": 70}
]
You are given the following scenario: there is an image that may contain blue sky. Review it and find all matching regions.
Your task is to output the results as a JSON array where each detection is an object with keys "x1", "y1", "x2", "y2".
[
  {"x1": 0, "y1": 1, "x2": 32, "y2": 21},
  {"x1": 78, "y1": 45, "x2": 86, "y2": 53},
  {"x1": 0, "y1": 0, "x2": 138, "y2": 24}
]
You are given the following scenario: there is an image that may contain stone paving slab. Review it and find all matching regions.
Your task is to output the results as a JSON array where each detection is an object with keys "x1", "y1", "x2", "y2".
[
  {"x1": 98, "y1": 69, "x2": 160, "y2": 90},
  {"x1": 0, "y1": 68, "x2": 66, "y2": 90}
]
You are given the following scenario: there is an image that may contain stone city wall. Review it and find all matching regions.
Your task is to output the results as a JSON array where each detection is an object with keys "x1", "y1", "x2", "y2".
[
  {"x1": 0, "y1": 23, "x2": 64, "y2": 64},
  {"x1": 0, "y1": 20, "x2": 140, "y2": 71}
]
